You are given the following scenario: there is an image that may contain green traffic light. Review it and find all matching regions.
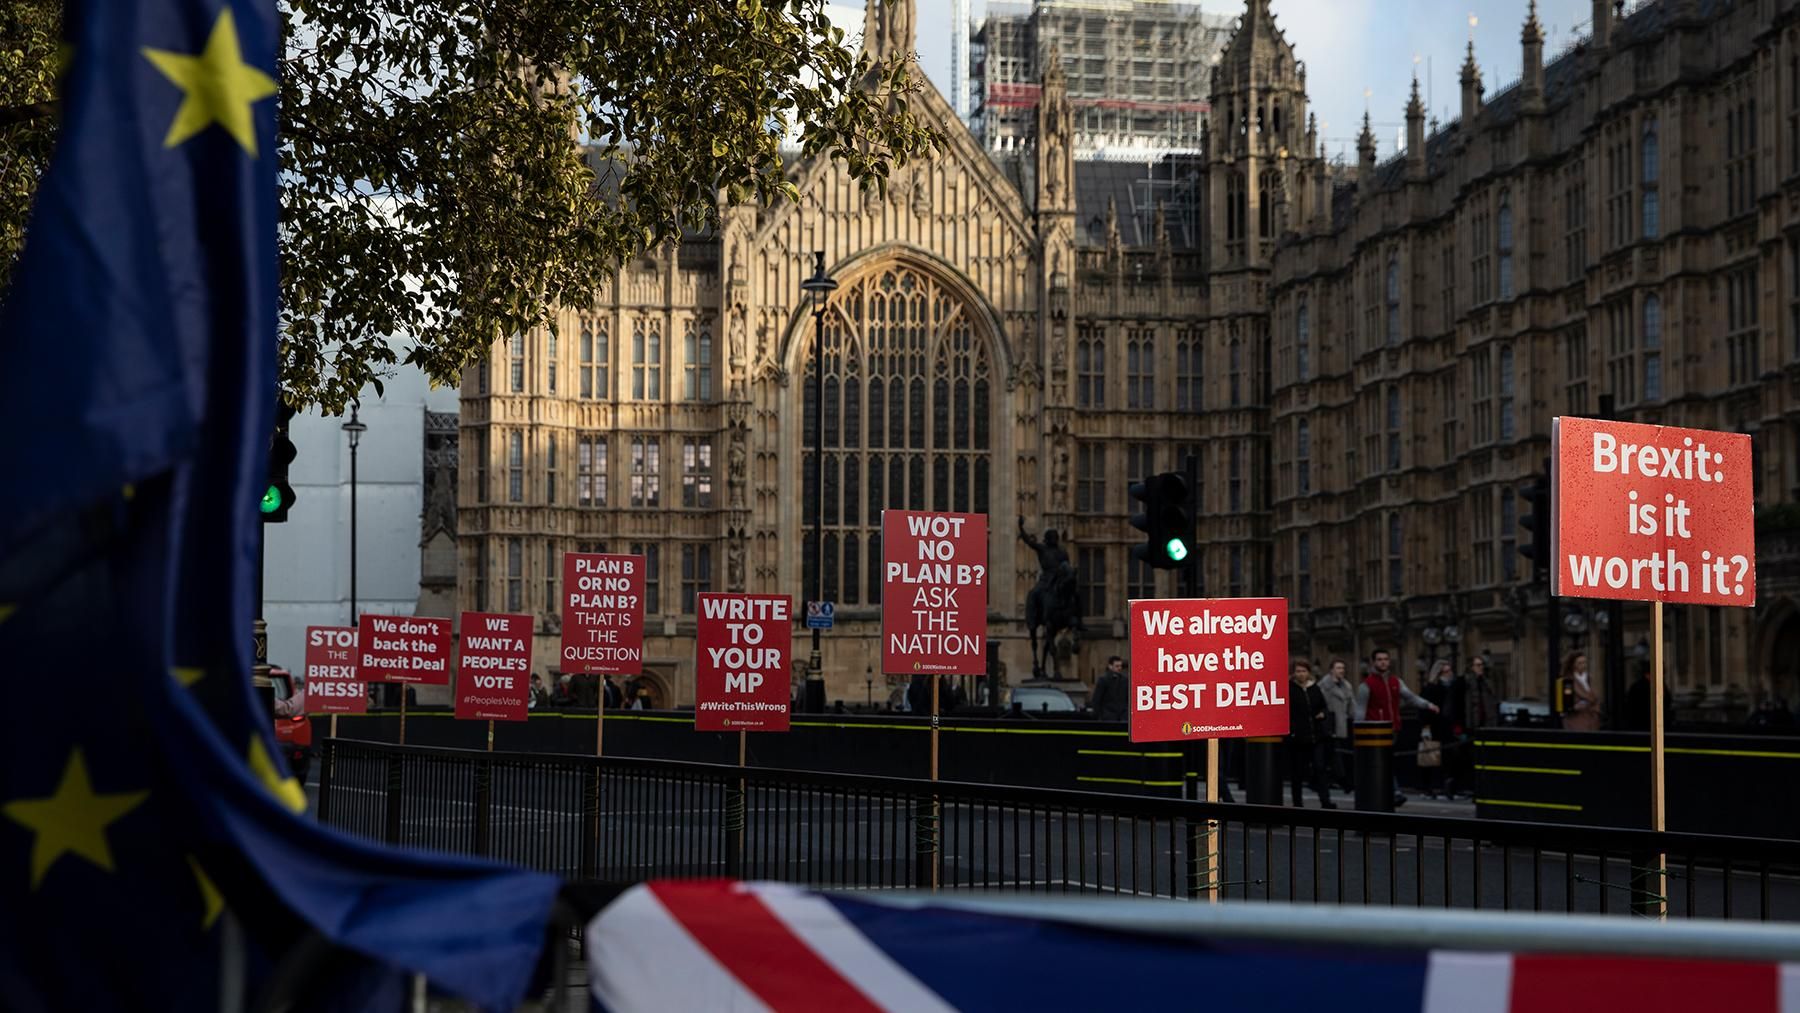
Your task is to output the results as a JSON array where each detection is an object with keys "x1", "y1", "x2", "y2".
[
  {"x1": 1165, "y1": 538, "x2": 1189, "y2": 562},
  {"x1": 260, "y1": 484, "x2": 281, "y2": 514}
]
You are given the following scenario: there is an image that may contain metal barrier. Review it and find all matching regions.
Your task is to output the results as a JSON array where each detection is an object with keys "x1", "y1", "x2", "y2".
[{"x1": 317, "y1": 738, "x2": 1800, "y2": 920}]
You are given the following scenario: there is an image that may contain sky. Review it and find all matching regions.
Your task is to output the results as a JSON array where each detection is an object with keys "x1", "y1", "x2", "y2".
[{"x1": 907, "y1": 0, "x2": 1594, "y2": 161}]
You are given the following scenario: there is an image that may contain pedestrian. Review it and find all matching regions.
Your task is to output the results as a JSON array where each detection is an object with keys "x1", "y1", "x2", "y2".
[
  {"x1": 1090, "y1": 655, "x2": 1129, "y2": 722},
  {"x1": 1560, "y1": 651, "x2": 1600, "y2": 731},
  {"x1": 528, "y1": 673, "x2": 548, "y2": 710},
  {"x1": 1286, "y1": 661, "x2": 1334, "y2": 808},
  {"x1": 1316, "y1": 658, "x2": 1356, "y2": 791},
  {"x1": 1459, "y1": 656, "x2": 1501, "y2": 731},
  {"x1": 555, "y1": 674, "x2": 576, "y2": 706},
  {"x1": 1354, "y1": 647, "x2": 1439, "y2": 807},
  {"x1": 1419, "y1": 660, "x2": 1459, "y2": 798},
  {"x1": 602, "y1": 674, "x2": 623, "y2": 711}
]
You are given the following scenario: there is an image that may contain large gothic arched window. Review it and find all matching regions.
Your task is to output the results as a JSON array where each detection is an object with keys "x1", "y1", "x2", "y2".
[{"x1": 802, "y1": 266, "x2": 994, "y2": 606}]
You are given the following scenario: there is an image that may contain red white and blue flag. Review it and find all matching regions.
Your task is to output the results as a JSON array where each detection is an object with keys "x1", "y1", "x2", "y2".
[{"x1": 586, "y1": 880, "x2": 1800, "y2": 1012}]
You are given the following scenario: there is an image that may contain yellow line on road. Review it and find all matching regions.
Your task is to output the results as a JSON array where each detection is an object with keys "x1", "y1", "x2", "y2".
[
  {"x1": 1476, "y1": 798, "x2": 1585, "y2": 812},
  {"x1": 1474, "y1": 764, "x2": 1581, "y2": 776}
]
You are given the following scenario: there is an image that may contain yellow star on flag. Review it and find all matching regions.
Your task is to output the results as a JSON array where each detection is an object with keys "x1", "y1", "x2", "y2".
[
  {"x1": 187, "y1": 856, "x2": 225, "y2": 930},
  {"x1": 247, "y1": 735, "x2": 306, "y2": 814},
  {"x1": 172, "y1": 666, "x2": 205, "y2": 687},
  {"x1": 3, "y1": 751, "x2": 148, "y2": 890},
  {"x1": 141, "y1": 9, "x2": 276, "y2": 156}
]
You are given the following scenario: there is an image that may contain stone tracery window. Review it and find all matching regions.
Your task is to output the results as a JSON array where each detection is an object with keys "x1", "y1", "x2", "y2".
[{"x1": 803, "y1": 265, "x2": 994, "y2": 606}]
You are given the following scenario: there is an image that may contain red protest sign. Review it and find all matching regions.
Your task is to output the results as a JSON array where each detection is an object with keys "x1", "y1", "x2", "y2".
[
  {"x1": 302, "y1": 625, "x2": 366, "y2": 715},
  {"x1": 1553, "y1": 418, "x2": 1755, "y2": 607},
  {"x1": 455, "y1": 611, "x2": 534, "y2": 722},
  {"x1": 354, "y1": 614, "x2": 452, "y2": 685},
  {"x1": 694, "y1": 593, "x2": 791, "y2": 732},
  {"x1": 881, "y1": 510, "x2": 988, "y2": 675},
  {"x1": 1127, "y1": 598, "x2": 1290, "y2": 743},
  {"x1": 561, "y1": 552, "x2": 645, "y2": 675}
]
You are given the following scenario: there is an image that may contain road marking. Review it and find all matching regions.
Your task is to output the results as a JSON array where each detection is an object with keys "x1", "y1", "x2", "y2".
[
  {"x1": 1475, "y1": 798, "x2": 1584, "y2": 812},
  {"x1": 1474, "y1": 764, "x2": 1582, "y2": 776},
  {"x1": 1076, "y1": 776, "x2": 1186, "y2": 787},
  {"x1": 1078, "y1": 749, "x2": 1183, "y2": 758}
]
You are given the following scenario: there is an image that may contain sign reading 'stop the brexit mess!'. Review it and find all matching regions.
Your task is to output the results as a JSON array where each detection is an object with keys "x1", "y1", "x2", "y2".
[
  {"x1": 1127, "y1": 598, "x2": 1290, "y2": 743},
  {"x1": 882, "y1": 510, "x2": 988, "y2": 675},
  {"x1": 1554, "y1": 418, "x2": 1755, "y2": 607},
  {"x1": 303, "y1": 625, "x2": 366, "y2": 715}
]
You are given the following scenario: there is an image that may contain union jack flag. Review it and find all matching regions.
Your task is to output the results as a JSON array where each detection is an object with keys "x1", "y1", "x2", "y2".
[{"x1": 585, "y1": 881, "x2": 1800, "y2": 1013}]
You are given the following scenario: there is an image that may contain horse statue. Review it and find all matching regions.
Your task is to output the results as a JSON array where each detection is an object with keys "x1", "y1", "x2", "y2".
[{"x1": 1019, "y1": 519, "x2": 1084, "y2": 680}]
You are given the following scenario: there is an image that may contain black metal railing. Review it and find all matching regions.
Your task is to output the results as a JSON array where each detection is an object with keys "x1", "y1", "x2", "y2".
[{"x1": 317, "y1": 739, "x2": 1800, "y2": 920}]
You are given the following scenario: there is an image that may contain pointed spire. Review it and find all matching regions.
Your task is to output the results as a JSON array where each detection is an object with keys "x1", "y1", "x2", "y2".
[
  {"x1": 1521, "y1": 0, "x2": 1546, "y2": 104},
  {"x1": 1406, "y1": 77, "x2": 1426, "y2": 177},
  {"x1": 1357, "y1": 111, "x2": 1378, "y2": 191},
  {"x1": 1036, "y1": 39, "x2": 1073, "y2": 212},
  {"x1": 860, "y1": 0, "x2": 916, "y2": 64},
  {"x1": 1522, "y1": 0, "x2": 1544, "y2": 43},
  {"x1": 1105, "y1": 196, "x2": 1122, "y2": 263},
  {"x1": 1460, "y1": 34, "x2": 1483, "y2": 124}
]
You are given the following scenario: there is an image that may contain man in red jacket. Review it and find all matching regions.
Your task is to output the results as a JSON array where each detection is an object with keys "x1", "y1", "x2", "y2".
[{"x1": 1354, "y1": 648, "x2": 1438, "y2": 807}]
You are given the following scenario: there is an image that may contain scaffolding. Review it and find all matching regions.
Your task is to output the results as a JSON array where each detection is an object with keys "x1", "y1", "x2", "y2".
[{"x1": 970, "y1": 0, "x2": 1235, "y2": 157}]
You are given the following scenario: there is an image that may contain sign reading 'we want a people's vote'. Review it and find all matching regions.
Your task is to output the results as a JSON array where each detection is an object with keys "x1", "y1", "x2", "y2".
[
  {"x1": 1127, "y1": 598, "x2": 1289, "y2": 744},
  {"x1": 1553, "y1": 417, "x2": 1755, "y2": 608}
]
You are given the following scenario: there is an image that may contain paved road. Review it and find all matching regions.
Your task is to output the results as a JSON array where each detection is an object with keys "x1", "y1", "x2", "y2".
[{"x1": 307, "y1": 762, "x2": 1800, "y2": 921}]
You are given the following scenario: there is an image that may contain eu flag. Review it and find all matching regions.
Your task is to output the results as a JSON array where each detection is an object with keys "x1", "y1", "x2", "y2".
[{"x1": 0, "y1": 1, "x2": 559, "y2": 1010}]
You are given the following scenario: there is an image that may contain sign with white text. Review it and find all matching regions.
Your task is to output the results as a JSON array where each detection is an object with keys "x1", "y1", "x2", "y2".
[
  {"x1": 354, "y1": 614, "x2": 452, "y2": 685},
  {"x1": 302, "y1": 625, "x2": 366, "y2": 715},
  {"x1": 1553, "y1": 418, "x2": 1755, "y2": 607},
  {"x1": 1127, "y1": 598, "x2": 1290, "y2": 743},
  {"x1": 561, "y1": 553, "x2": 646, "y2": 674},
  {"x1": 881, "y1": 510, "x2": 988, "y2": 675},
  {"x1": 694, "y1": 593, "x2": 792, "y2": 732},
  {"x1": 454, "y1": 611, "x2": 534, "y2": 722}
]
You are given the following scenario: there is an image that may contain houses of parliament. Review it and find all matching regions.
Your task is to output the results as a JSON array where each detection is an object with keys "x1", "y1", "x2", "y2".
[{"x1": 447, "y1": 0, "x2": 1800, "y2": 715}]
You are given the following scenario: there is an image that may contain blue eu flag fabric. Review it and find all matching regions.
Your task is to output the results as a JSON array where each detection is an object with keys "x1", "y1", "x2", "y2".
[{"x1": 0, "y1": 1, "x2": 560, "y2": 1010}]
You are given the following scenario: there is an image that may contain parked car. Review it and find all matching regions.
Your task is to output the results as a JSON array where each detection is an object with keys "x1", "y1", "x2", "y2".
[
  {"x1": 270, "y1": 666, "x2": 313, "y2": 783},
  {"x1": 1009, "y1": 685, "x2": 1077, "y2": 714}
]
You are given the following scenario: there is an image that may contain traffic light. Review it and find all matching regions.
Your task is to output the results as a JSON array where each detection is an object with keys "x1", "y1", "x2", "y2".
[
  {"x1": 1128, "y1": 471, "x2": 1195, "y2": 570},
  {"x1": 262, "y1": 403, "x2": 297, "y2": 523},
  {"x1": 1517, "y1": 463, "x2": 1551, "y2": 580}
]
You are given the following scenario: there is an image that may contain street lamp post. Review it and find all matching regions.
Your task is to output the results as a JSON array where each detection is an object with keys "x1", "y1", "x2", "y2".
[
  {"x1": 801, "y1": 251, "x2": 838, "y2": 714},
  {"x1": 341, "y1": 403, "x2": 369, "y2": 693}
]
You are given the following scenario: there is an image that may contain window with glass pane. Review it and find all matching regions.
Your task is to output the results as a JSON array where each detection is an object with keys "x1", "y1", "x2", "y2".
[
  {"x1": 1501, "y1": 488, "x2": 1518, "y2": 582},
  {"x1": 630, "y1": 436, "x2": 660, "y2": 507},
  {"x1": 544, "y1": 540, "x2": 557, "y2": 613},
  {"x1": 1296, "y1": 419, "x2": 1311, "y2": 496},
  {"x1": 1127, "y1": 556, "x2": 1154, "y2": 601},
  {"x1": 1295, "y1": 303, "x2": 1310, "y2": 381},
  {"x1": 800, "y1": 266, "x2": 995, "y2": 606},
  {"x1": 1386, "y1": 513, "x2": 1402, "y2": 597},
  {"x1": 580, "y1": 326, "x2": 594, "y2": 398},
  {"x1": 1076, "y1": 323, "x2": 1104, "y2": 408},
  {"x1": 683, "y1": 323, "x2": 714, "y2": 401},
  {"x1": 1077, "y1": 442, "x2": 1105, "y2": 513},
  {"x1": 506, "y1": 537, "x2": 523, "y2": 612},
  {"x1": 1228, "y1": 441, "x2": 1242, "y2": 512},
  {"x1": 1078, "y1": 546, "x2": 1108, "y2": 620},
  {"x1": 681, "y1": 544, "x2": 713, "y2": 613},
  {"x1": 508, "y1": 430, "x2": 523, "y2": 502},
  {"x1": 1127, "y1": 328, "x2": 1155, "y2": 409},
  {"x1": 1498, "y1": 344, "x2": 1515, "y2": 442},
  {"x1": 1297, "y1": 532, "x2": 1312, "y2": 608},
  {"x1": 546, "y1": 434, "x2": 558, "y2": 505},
  {"x1": 1643, "y1": 295, "x2": 1662, "y2": 401},
  {"x1": 1385, "y1": 258, "x2": 1401, "y2": 344},
  {"x1": 630, "y1": 543, "x2": 660, "y2": 614},
  {"x1": 475, "y1": 540, "x2": 488, "y2": 610},
  {"x1": 474, "y1": 428, "x2": 489, "y2": 504},
  {"x1": 682, "y1": 438, "x2": 713, "y2": 508},
  {"x1": 510, "y1": 333, "x2": 525, "y2": 392},
  {"x1": 578, "y1": 435, "x2": 606, "y2": 507},
  {"x1": 547, "y1": 329, "x2": 557, "y2": 394},
  {"x1": 1175, "y1": 327, "x2": 1202, "y2": 410},
  {"x1": 1497, "y1": 197, "x2": 1514, "y2": 299},
  {"x1": 1228, "y1": 340, "x2": 1242, "y2": 406}
]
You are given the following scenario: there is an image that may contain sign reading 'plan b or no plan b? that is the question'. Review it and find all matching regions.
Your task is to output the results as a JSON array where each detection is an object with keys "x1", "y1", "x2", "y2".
[{"x1": 1553, "y1": 417, "x2": 1755, "y2": 608}]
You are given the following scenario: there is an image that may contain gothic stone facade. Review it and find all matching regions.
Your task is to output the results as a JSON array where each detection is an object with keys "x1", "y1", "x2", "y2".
[
  {"x1": 1270, "y1": 0, "x2": 1800, "y2": 712},
  {"x1": 457, "y1": 0, "x2": 1800, "y2": 713}
]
